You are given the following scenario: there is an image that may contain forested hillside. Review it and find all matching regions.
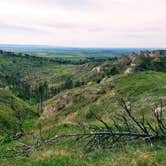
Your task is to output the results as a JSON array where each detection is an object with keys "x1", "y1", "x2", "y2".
[{"x1": 0, "y1": 49, "x2": 166, "y2": 166}]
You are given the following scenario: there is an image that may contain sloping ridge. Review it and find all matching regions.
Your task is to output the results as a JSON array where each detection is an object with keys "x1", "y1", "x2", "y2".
[
  {"x1": 0, "y1": 88, "x2": 36, "y2": 134},
  {"x1": 42, "y1": 85, "x2": 107, "y2": 119}
]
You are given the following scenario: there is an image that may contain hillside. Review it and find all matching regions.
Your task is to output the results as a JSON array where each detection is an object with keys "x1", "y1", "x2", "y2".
[
  {"x1": 41, "y1": 71, "x2": 166, "y2": 129},
  {"x1": 0, "y1": 88, "x2": 37, "y2": 139},
  {"x1": 0, "y1": 71, "x2": 165, "y2": 166},
  {"x1": 0, "y1": 49, "x2": 166, "y2": 166}
]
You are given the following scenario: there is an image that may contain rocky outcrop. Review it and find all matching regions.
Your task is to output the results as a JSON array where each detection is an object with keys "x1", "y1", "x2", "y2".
[
  {"x1": 130, "y1": 56, "x2": 142, "y2": 67},
  {"x1": 91, "y1": 63, "x2": 111, "y2": 74},
  {"x1": 140, "y1": 50, "x2": 161, "y2": 58},
  {"x1": 42, "y1": 87, "x2": 105, "y2": 119},
  {"x1": 42, "y1": 92, "x2": 73, "y2": 119}
]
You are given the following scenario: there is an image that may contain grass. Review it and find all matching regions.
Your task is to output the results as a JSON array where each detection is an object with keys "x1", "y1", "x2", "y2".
[
  {"x1": 1, "y1": 140, "x2": 166, "y2": 166},
  {"x1": 9, "y1": 71, "x2": 163, "y2": 166},
  {"x1": 114, "y1": 71, "x2": 166, "y2": 98},
  {"x1": 0, "y1": 51, "x2": 166, "y2": 165},
  {"x1": 0, "y1": 88, "x2": 37, "y2": 136}
]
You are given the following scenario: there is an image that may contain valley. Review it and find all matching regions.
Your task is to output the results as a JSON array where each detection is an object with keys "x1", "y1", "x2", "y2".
[{"x1": 0, "y1": 48, "x2": 166, "y2": 166}]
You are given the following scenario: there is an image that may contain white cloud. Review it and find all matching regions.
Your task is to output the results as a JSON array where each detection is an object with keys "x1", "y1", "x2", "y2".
[{"x1": 0, "y1": 0, "x2": 166, "y2": 47}]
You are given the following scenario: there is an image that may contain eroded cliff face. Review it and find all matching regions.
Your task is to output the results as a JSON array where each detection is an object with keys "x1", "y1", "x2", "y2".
[
  {"x1": 127, "y1": 50, "x2": 162, "y2": 66},
  {"x1": 42, "y1": 86, "x2": 106, "y2": 119}
]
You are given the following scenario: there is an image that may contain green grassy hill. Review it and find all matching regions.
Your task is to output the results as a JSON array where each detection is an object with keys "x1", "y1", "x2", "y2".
[
  {"x1": 0, "y1": 50, "x2": 166, "y2": 166},
  {"x1": 41, "y1": 71, "x2": 166, "y2": 124},
  {"x1": 0, "y1": 88, "x2": 37, "y2": 138},
  {"x1": 2, "y1": 71, "x2": 163, "y2": 166}
]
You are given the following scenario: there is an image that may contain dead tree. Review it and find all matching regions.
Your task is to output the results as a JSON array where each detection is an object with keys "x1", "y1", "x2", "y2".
[
  {"x1": 1, "y1": 99, "x2": 166, "y2": 157},
  {"x1": 85, "y1": 99, "x2": 166, "y2": 150}
]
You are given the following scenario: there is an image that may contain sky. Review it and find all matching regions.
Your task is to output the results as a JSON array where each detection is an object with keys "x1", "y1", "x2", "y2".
[{"x1": 0, "y1": 0, "x2": 166, "y2": 48}]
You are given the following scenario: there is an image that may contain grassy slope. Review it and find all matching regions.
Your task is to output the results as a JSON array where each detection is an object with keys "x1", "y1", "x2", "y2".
[
  {"x1": 0, "y1": 51, "x2": 119, "y2": 87},
  {"x1": 114, "y1": 71, "x2": 166, "y2": 97},
  {"x1": 0, "y1": 88, "x2": 37, "y2": 136},
  {"x1": 39, "y1": 71, "x2": 166, "y2": 166},
  {"x1": 0, "y1": 50, "x2": 166, "y2": 166},
  {"x1": 43, "y1": 71, "x2": 166, "y2": 124},
  {"x1": 1, "y1": 71, "x2": 166, "y2": 166},
  {"x1": 0, "y1": 53, "x2": 77, "y2": 87}
]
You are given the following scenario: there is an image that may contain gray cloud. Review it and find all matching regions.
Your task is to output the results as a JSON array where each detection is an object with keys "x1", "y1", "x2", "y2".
[{"x1": 0, "y1": 0, "x2": 166, "y2": 47}]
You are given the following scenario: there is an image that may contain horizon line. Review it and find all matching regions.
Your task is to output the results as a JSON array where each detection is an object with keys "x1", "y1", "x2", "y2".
[{"x1": 0, "y1": 43, "x2": 165, "y2": 50}]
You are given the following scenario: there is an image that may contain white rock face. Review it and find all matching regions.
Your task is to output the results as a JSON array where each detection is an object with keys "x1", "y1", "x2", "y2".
[
  {"x1": 154, "y1": 106, "x2": 166, "y2": 113},
  {"x1": 124, "y1": 67, "x2": 133, "y2": 74},
  {"x1": 92, "y1": 66, "x2": 102, "y2": 73}
]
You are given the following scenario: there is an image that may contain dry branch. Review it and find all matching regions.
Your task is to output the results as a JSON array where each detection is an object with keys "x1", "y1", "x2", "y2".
[{"x1": 1, "y1": 99, "x2": 166, "y2": 157}]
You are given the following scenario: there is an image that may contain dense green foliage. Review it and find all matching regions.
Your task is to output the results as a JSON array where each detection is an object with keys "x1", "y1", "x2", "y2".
[
  {"x1": 138, "y1": 56, "x2": 166, "y2": 72},
  {"x1": 0, "y1": 50, "x2": 119, "y2": 102}
]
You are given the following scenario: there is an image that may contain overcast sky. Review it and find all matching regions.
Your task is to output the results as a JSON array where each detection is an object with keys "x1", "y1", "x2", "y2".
[{"x1": 0, "y1": 0, "x2": 166, "y2": 47}]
